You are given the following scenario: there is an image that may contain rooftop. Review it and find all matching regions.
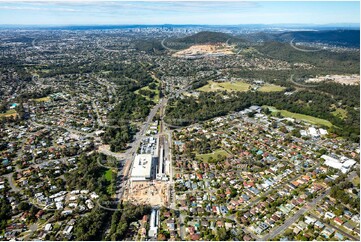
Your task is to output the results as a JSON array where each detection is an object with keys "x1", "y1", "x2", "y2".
[{"x1": 131, "y1": 154, "x2": 153, "y2": 180}]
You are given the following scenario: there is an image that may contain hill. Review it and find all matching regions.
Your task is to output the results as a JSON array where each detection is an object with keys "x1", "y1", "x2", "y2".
[
  {"x1": 178, "y1": 31, "x2": 236, "y2": 44},
  {"x1": 276, "y1": 30, "x2": 360, "y2": 48},
  {"x1": 255, "y1": 41, "x2": 360, "y2": 73},
  {"x1": 242, "y1": 30, "x2": 360, "y2": 48}
]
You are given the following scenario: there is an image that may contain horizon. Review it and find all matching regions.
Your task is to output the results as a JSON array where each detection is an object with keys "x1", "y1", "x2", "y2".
[{"x1": 0, "y1": 1, "x2": 359, "y2": 26}]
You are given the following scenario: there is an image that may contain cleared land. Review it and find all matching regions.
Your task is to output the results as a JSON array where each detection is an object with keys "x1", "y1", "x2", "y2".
[
  {"x1": 172, "y1": 44, "x2": 234, "y2": 58},
  {"x1": 305, "y1": 74, "x2": 360, "y2": 85},
  {"x1": 123, "y1": 181, "x2": 167, "y2": 206},
  {"x1": 264, "y1": 106, "x2": 333, "y2": 127},
  {"x1": 196, "y1": 149, "x2": 229, "y2": 162},
  {"x1": 258, "y1": 84, "x2": 286, "y2": 92},
  {"x1": 0, "y1": 109, "x2": 18, "y2": 118},
  {"x1": 198, "y1": 81, "x2": 250, "y2": 92}
]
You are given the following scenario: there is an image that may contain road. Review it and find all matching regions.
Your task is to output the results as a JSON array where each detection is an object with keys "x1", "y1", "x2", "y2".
[
  {"x1": 116, "y1": 98, "x2": 168, "y2": 200},
  {"x1": 260, "y1": 188, "x2": 331, "y2": 241},
  {"x1": 307, "y1": 214, "x2": 359, "y2": 241},
  {"x1": 161, "y1": 38, "x2": 176, "y2": 52},
  {"x1": 290, "y1": 38, "x2": 321, "y2": 53}
]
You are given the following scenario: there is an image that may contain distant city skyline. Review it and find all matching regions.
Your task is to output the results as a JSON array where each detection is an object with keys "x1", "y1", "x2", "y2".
[{"x1": 0, "y1": 1, "x2": 359, "y2": 26}]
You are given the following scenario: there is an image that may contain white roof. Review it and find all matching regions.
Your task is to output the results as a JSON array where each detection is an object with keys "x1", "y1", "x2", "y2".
[
  {"x1": 322, "y1": 155, "x2": 356, "y2": 173},
  {"x1": 131, "y1": 154, "x2": 153, "y2": 179},
  {"x1": 309, "y1": 127, "x2": 318, "y2": 136},
  {"x1": 343, "y1": 159, "x2": 356, "y2": 168},
  {"x1": 319, "y1": 128, "x2": 328, "y2": 135}
]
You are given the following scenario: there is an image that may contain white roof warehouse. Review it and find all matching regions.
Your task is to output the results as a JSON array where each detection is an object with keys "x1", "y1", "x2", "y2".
[
  {"x1": 321, "y1": 155, "x2": 356, "y2": 174},
  {"x1": 131, "y1": 154, "x2": 154, "y2": 181}
]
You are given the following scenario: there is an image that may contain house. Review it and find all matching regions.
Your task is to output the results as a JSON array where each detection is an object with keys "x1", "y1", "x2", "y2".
[
  {"x1": 201, "y1": 220, "x2": 209, "y2": 227},
  {"x1": 333, "y1": 217, "x2": 344, "y2": 226},
  {"x1": 351, "y1": 214, "x2": 360, "y2": 223},
  {"x1": 293, "y1": 227, "x2": 301, "y2": 235},
  {"x1": 334, "y1": 232, "x2": 344, "y2": 240},
  {"x1": 243, "y1": 235, "x2": 252, "y2": 241},
  {"x1": 321, "y1": 227, "x2": 335, "y2": 238},
  {"x1": 167, "y1": 219, "x2": 175, "y2": 231},
  {"x1": 295, "y1": 221, "x2": 307, "y2": 231},
  {"x1": 324, "y1": 212, "x2": 336, "y2": 219},
  {"x1": 225, "y1": 222, "x2": 233, "y2": 230},
  {"x1": 44, "y1": 224, "x2": 52, "y2": 232},
  {"x1": 63, "y1": 225, "x2": 73, "y2": 235},
  {"x1": 187, "y1": 226, "x2": 195, "y2": 235},
  {"x1": 35, "y1": 210, "x2": 44, "y2": 219},
  {"x1": 216, "y1": 220, "x2": 224, "y2": 228},
  {"x1": 255, "y1": 222, "x2": 269, "y2": 234},
  {"x1": 343, "y1": 222, "x2": 355, "y2": 231},
  {"x1": 304, "y1": 216, "x2": 317, "y2": 225},
  {"x1": 314, "y1": 221, "x2": 325, "y2": 229},
  {"x1": 190, "y1": 234, "x2": 200, "y2": 241}
]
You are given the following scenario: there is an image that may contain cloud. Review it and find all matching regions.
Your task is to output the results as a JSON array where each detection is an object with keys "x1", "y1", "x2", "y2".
[{"x1": 0, "y1": 5, "x2": 80, "y2": 12}]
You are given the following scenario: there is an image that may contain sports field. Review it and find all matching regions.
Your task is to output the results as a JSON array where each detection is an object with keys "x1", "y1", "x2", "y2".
[
  {"x1": 196, "y1": 149, "x2": 229, "y2": 162},
  {"x1": 258, "y1": 84, "x2": 285, "y2": 92},
  {"x1": 34, "y1": 96, "x2": 51, "y2": 102},
  {"x1": 264, "y1": 106, "x2": 333, "y2": 127},
  {"x1": 198, "y1": 81, "x2": 250, "y2": 92}
]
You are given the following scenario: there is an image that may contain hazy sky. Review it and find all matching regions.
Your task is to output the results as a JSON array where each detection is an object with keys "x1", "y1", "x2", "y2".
[{"x1": 0, "y1": 1, "x2": 359, "y2": 25}]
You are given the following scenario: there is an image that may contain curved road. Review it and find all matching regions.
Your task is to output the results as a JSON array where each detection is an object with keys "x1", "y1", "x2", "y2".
[{"x1": 290, "y1": 38, "x2": 322, "y2": 53}]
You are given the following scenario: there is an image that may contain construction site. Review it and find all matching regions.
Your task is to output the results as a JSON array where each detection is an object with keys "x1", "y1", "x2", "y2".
[{"x1": 122, "y1": 132, "x2": 171, "y2": 207}]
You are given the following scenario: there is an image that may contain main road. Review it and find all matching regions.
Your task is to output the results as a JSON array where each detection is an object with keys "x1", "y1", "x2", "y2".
[{"x1": 116, "y1": 97, "x2": 168, "y2": 200}]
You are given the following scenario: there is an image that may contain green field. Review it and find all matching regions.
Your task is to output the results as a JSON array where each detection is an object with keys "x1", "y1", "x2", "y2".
[
  {"x1": 264, "y1": 106, "x2": 333, "y2": 127},
  {"x1": 198, "y1": 81, "x2": 250, "y2": 92},
  {"x1": 33, "y1": 96, "x2": 51, "y2": 102},
  {"x1": 104, "y1": 169, "x2": 114, "y2": 195},
  {"x1": 0, "y1": 109, "x2": 17, "y2": 118},
  {"x1": 104, "y1": 169, "x2": 113, "y2": 181},
  {"x1": 135, "y1": 85, "x2": 160, "y2": 103},
  {"x1": 331, "y1": 108, "x2": 348, "y2": 119},
  {"x1": 258, "y1": 84, "x2": 286, "y2": 92},
  {"x1": 195, "y1": 149, "x2": 229, "y2": 162}
]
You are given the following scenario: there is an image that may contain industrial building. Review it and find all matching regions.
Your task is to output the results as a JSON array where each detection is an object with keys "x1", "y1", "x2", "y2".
[
  {"x1": 321, "y1": 155, "x2": 357, "y2": 174},
  {"x1": 148, "y1": 208, "x2": 159, "y2": 238},
  {"x1": 130, "y1": 154, "x2": 155, "y2": 181}
]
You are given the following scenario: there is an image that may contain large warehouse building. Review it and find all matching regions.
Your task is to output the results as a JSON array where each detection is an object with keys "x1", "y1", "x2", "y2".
[
  {"x1": 321, "y1": 155, "x2": 356, "y2": 174},
  {"x1": 130, "y1": 154, "x2": 154, "y2": 181}
]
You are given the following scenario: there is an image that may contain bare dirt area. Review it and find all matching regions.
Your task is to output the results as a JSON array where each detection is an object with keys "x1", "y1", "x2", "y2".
[
  {"x1": 172, "y1": 44, "x2": 234, "y2": 58},
  {"x1": 305, "y1": 74, "x2": 360, "y2": 85},
  {"x1": 123, "y1": 181, "x2": 168, "y2": 206}
]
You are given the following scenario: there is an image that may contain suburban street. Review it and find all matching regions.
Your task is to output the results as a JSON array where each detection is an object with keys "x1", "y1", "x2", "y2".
[{"x1": 260, "y1": 188, "x2": 331, "y2": 241}]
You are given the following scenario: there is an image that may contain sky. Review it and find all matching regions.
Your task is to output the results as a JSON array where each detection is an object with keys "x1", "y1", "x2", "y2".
[{"x1": 0, "y1": 1, "x2": 359, "y2": 26}]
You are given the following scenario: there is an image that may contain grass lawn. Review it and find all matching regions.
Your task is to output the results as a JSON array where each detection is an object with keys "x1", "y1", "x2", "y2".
[
  {"x1": 104, "y1": 169, "x2": 115, "y2": 195},
  {"x1": 0, "y1": 109, "x2": 17, "y2": 118},
  {"x1": 263, "y1": 105, "x2": 333, "y2": 127},
  {"x1": 134, "y1": 85, "x2": 160, "y2": 103},
  {"x1": 331, "y1": 108, "x2": 348, "y2": 119},
  {"x1": 352, "y1": 176, "x2": 360, "y2": 187},
  {"x1": 33, "y1": 96, "x2": 50, "y2": 102},
  {"x1": 258, "y1": 84, "x2": 286, "y2": 92},
  {"x1": 198, "y1": 81, "x2": 250, "y2": 92},
  {"x1": 195, "y1": 149, "x2": 229, "y2": 162},
  {"x1": 104, "y1": 169, "x2": 113, "y2": 181}
]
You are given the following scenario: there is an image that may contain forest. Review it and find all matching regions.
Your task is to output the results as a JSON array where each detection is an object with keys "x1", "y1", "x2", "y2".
[{"x1": 165, "y1": 86, "x2": 360, "y2": 142}]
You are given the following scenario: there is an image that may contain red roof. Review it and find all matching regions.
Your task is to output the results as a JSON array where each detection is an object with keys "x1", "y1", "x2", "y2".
[
  {"x1": 334, "y1": 217, "x2": 344, "y2": 225},
  {"x1": 190, "y1": 234, "x2": 200, "y2": 241}
]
